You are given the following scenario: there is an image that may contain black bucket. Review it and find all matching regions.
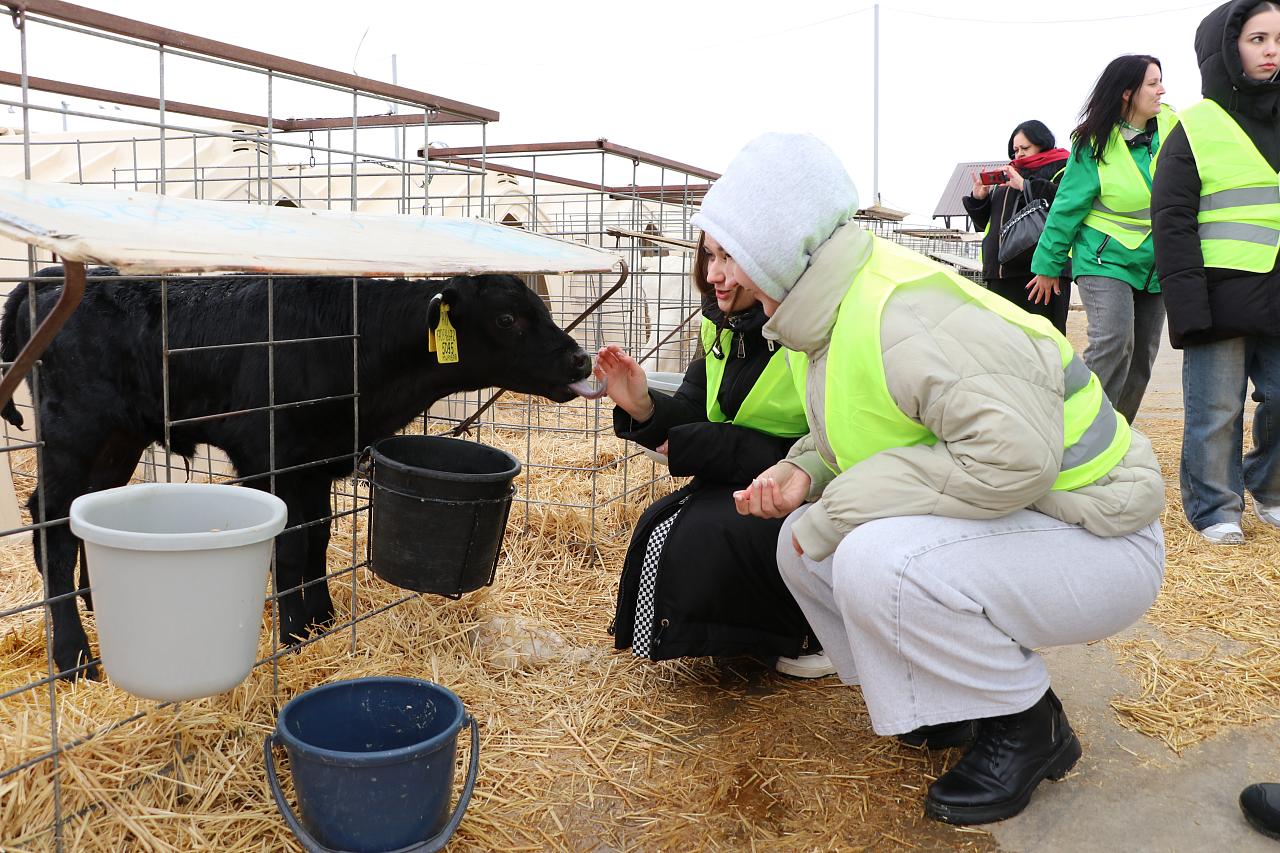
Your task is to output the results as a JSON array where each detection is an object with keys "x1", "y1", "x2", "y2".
[{"x1": 368, "y1": 435, "x2": 520, "y2": 597}]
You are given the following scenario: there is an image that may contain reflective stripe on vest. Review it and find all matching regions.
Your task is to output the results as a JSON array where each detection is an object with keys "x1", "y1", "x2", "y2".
[
  {"x1": 1081, "y1": 105, "x2": 1179, "y2": 250},
  {"x1": 1179, "y1": 98, "x2": 1280, "y2": 273},
  {"x1": 806, "y1": 236, "x2": 1129, "y2": 491},
  {"x1": 700, "y1": 318, "x2": 809, "y2": 438}
]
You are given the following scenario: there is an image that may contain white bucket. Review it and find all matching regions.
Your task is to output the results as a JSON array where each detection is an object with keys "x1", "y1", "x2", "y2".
[{"x1": 69, "y1": 483, "x2": 288, "y2": 702}]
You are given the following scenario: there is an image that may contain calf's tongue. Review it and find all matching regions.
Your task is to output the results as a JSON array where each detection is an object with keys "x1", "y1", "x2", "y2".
[{"x1": 568, "y1": 378, "x2": 608, "y2": 400}]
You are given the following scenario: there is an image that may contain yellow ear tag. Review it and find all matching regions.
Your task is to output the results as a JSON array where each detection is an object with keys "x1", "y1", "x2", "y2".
[{"x1": 434, "y1": 303, "x2": 459, "y2": 364}]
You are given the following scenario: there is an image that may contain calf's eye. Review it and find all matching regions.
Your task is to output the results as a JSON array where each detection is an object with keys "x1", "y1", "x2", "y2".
[{"x1": 496, "y1": 313, "x2": 516, "y2": 329}]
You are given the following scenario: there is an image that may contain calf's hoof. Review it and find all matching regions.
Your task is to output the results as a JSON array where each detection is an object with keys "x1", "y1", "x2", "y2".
[{"x1": 55, "y1": 648, "x2": 100, "y2": 682}]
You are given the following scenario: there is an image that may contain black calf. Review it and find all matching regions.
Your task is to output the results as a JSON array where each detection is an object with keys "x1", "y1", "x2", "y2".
[{"x1": 1, "y1": 270, "x2": 594, "y2": 679}]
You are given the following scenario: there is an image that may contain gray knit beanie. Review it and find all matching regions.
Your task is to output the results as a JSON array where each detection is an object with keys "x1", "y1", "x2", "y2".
[{"x1": 691, "y1": 133, "x2": 860, "y2": 303}]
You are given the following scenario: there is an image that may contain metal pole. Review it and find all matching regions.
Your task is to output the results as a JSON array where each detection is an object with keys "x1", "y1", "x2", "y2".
[
  {"x1": 390, "y1": 54, "x2": 400, "y2": 164},
  {"x1": 873, "y1": 2, "x2": 880, "y2": 204}
]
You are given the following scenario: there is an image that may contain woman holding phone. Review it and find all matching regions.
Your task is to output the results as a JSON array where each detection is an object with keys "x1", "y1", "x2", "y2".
[{"x1": 963, "y1": 120, "x2": 1071, "y2": 332}]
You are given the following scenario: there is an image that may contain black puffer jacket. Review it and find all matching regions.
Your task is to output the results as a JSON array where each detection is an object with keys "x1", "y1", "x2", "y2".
[
  {"x1": 1153, "y1": 0, "x2": 1280, "y2": 348},
  {"x1": 610, "y1": 300, "x2": 816, "y2": 661},
  {"x1": 613, "y1": 301, "x2": 794, "y2": 481},
  {"x1": 963, "y1": 159, "x2": 1067, "y2": 281}
]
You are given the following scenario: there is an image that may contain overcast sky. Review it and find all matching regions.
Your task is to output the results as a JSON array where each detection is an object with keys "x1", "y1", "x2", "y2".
[{"x1": 7, "y1": 0, "x2": 1224, "y2": 222}]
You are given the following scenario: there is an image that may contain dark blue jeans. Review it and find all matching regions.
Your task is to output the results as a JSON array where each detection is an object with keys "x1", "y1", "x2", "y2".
[{"x1": 1180, "y1": 335, "x2": 1280, "y2": 530}]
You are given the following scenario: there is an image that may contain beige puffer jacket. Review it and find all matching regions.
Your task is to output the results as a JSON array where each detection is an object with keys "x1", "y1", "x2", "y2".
[{"x1": 768, "y1": 223, "x2": 1165, "y2": 562}]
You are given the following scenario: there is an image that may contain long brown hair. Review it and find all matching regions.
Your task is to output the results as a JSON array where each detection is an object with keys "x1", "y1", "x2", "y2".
[
  {"x1": 691, "y1": 232, "x2": 711, "y2": 297},
  {"x1": 1071, "y1": 54, "x2": 1162, "y2": 163}
]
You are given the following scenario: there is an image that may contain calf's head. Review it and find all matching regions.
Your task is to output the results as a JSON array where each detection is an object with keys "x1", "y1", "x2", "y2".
[{"x1": 428, "y1": 274, "x2": 600, "y2": 402}]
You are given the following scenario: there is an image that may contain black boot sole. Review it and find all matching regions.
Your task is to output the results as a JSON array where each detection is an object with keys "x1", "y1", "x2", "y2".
[
  {"x1": 924, "y1": 731, "x2": 1083, "y2": 825},
  {"x1": 1242, "y1": 809, "x2": 1280, "y2": 841}
]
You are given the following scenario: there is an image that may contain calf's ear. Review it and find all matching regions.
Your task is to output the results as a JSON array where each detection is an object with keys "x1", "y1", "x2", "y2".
[{"x1": 426, "y1": 285, "x2": 459, "y2": 330}]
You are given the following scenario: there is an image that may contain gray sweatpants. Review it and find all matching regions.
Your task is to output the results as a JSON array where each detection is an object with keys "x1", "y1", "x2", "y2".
[{"x1": 778, "y1": 507, "x2": 1164, "y2": 736}]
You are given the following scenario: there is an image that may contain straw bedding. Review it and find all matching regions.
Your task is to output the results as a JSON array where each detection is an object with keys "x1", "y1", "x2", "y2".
[
  {"x1": 2, "y1": 378, "x2": 1278, "y2": 848},
  {"x1": 0, "y1": 421, "x2": 994, "y2": 852},
  {"x1": 1061, "y1": 314, "x2": 1280, "y2": 752},
  {"x1": 1107, "y1": 414, "x2": 1280, "y2": 753}
]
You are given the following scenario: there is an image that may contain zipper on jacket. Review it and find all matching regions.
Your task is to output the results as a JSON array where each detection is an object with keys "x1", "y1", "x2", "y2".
[
  {"x1": 801, "y1": 635, "x2": 810, "y2": 651},
  {"x1": 652, "y1": 618, "x2": 669, "y2": 649},
  {"x1": 642, "y1": 494, "x2": 690, "y2": 652},
  {"x1": 1095, "y1": 234, "x2": 1111, "y2": 266},
  {"x1": 720, "y1": 339, "x2": 757, "y2": 419},
  {"x1": 1143, "y1": 265, "x2": 1157, "y2": 293},
  {"x1": 614, "y1": 493, "x2": 689, "y2": 644}
]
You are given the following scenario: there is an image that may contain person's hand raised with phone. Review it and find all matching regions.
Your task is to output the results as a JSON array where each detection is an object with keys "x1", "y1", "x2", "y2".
[
  {"x1": 1003, "y1": 164, "x2": 1025, "y2": 192},
  {"x1": 970, "y1": 170, "x2": 990, "y2": 200}
]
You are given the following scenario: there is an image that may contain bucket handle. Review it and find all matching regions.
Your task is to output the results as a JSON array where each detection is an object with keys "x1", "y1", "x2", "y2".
[
  {"x1": 353, "y1": 446, "x2": 374, "y2": 483},
  {"x1": 265, "y1": 713, "x2": 480, "y2": 853}
]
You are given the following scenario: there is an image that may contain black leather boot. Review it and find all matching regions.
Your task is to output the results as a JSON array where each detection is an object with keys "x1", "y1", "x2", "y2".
[
  {"x1": 924, "y1": 688, "x2": 1081, "y2": 825},
  {"x1": 896, "y1": 720, "x2": 978, "y2": 749},
  {"x1": 1240, "y1": 783, "x2": 1280, "y2": 839}
]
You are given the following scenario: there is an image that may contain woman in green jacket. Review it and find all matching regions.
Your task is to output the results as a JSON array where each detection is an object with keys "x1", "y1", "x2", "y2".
[{"x1": 1028, "y1": 54, "x2": 1174, "y2": 423}]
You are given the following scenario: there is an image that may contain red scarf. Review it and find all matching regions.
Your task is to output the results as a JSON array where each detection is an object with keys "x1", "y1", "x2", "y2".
[{"x1": 1011, "y1": 147, "x2": 1070, "y2": 174}]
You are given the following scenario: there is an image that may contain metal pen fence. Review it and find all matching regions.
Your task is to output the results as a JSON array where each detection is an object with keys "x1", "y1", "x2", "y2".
[{"x1": 0, "y1": 4, "x2": 708, "y2": 849}]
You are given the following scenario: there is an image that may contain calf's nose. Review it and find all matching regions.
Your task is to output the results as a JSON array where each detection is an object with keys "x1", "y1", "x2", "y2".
[{"x1": 570, "y1": 349, "x2": 592, "y2": 378}]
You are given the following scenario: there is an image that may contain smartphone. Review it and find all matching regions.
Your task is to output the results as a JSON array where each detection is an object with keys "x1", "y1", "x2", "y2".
[{"x1": 980, "y1": 169, "x2": 1010, "y2": 186}]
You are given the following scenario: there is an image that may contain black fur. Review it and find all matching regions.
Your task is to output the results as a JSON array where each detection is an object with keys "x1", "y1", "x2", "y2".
[{"x1": 1, "y1": 269, "x2": 592, "y2": 679}]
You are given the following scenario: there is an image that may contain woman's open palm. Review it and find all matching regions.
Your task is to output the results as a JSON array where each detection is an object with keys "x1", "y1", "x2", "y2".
[{"x1": 594, "y1": 345, "x2": 653, "y2": 421}]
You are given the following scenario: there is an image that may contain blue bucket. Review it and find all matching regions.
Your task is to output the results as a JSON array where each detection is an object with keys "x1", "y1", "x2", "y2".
[{"x1": 265, "y1": 677, "x2": 479, "y2": 853}]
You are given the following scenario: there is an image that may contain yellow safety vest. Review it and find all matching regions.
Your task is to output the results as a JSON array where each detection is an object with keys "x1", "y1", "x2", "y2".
[
  {"x1": 700, "y1": 318, "x2": 808, "y2": 439},
  {"x1": 1179, "y1": 98, "x2": 1280, "y2": 273},
  {"x1": 1082, "y1": 105, "x2": 1179, "y2": 250},
  {"x1": 794, "y1": 236, "x2": 1130, "y2": 491}
]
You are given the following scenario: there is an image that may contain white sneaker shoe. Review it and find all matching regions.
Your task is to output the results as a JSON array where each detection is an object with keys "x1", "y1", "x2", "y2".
[
  {"x1": 1200, "y1": 522, "x2": 1245, "y2": 545},
  {"x1": 1255, "y1": 503, "x2": 1280, "y2": 530},
  {"x1": 775, "y1": 651, "x2": 837, "y2": 679}
]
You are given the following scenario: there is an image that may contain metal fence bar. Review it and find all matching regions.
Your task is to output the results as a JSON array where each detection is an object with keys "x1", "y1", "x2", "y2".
[{"x1": 0, "y1": 8, "x2": 715, "y2": 846}]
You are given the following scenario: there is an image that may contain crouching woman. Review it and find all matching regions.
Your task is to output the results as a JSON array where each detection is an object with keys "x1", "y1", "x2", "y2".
[
  {"x1": 710, "y1": 134, "x2": 1166, "y2": 825},
  {"x1": 598, "y1": 233, "x2": 831, "y2": 677}
]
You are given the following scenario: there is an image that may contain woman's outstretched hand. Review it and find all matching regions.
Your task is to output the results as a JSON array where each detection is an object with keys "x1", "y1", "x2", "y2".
[
  {"x1": 733, "y1": 462, "x2": 811, "y2": 519},
  {"x1": 594, "y1": 344, "x2": 654, "y2": 422},
  {"x1": 1026, "y1": 274, "x2": 1060, "y2": 306}
]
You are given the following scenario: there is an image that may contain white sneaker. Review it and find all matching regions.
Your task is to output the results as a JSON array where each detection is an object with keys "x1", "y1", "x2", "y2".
[
  {"x1": 775, "y1": 651, "x2": 837, "y2": 679},
  {"x1": 1200, "y1": 522, "x2": 1245, "y2": 545},
  {"x1": 1255, "y1": 503, "x2": 1280, "y2": 530}
]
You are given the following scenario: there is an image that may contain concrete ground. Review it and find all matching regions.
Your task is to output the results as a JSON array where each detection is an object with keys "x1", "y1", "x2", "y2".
[{"x1": 985, "y1": 310, "x2": 1280, "y2": 852}]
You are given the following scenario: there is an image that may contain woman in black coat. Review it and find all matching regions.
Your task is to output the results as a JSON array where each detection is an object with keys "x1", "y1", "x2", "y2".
[
  {"x1": 1153, "y1": 0, "x2": 1280, "y2": 547},
  {"x1": 596, "y1": 233, "x2": 831, "y2": 677},
  {"x1": 962, "y1": 119, "x2": 1072, "y2": 333}
]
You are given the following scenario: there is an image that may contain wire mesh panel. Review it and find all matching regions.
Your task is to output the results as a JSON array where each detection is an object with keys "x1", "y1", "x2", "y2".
[
  {"x1": 0, "y1": 8, "x2": 1018, "y2": 851},
  {"x1": 0, "y1": 5, "x2": 676, "y2": 850},
  {"x1": 385, "y1": 142, "x2": 713, "y2": 547}
]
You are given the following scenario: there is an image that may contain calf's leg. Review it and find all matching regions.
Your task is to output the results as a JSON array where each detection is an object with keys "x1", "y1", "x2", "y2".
[
  {"x1": 34, "y1": 428, "x2": 147, "y2": 679},
  {"x1": 301, "y1": 476, "x2": 336, "y2": 633}
]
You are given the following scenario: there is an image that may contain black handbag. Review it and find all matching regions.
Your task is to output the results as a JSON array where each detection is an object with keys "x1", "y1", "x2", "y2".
[{"x1": 997, "y1": 184, "x2": 1050, "y2": 265}]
